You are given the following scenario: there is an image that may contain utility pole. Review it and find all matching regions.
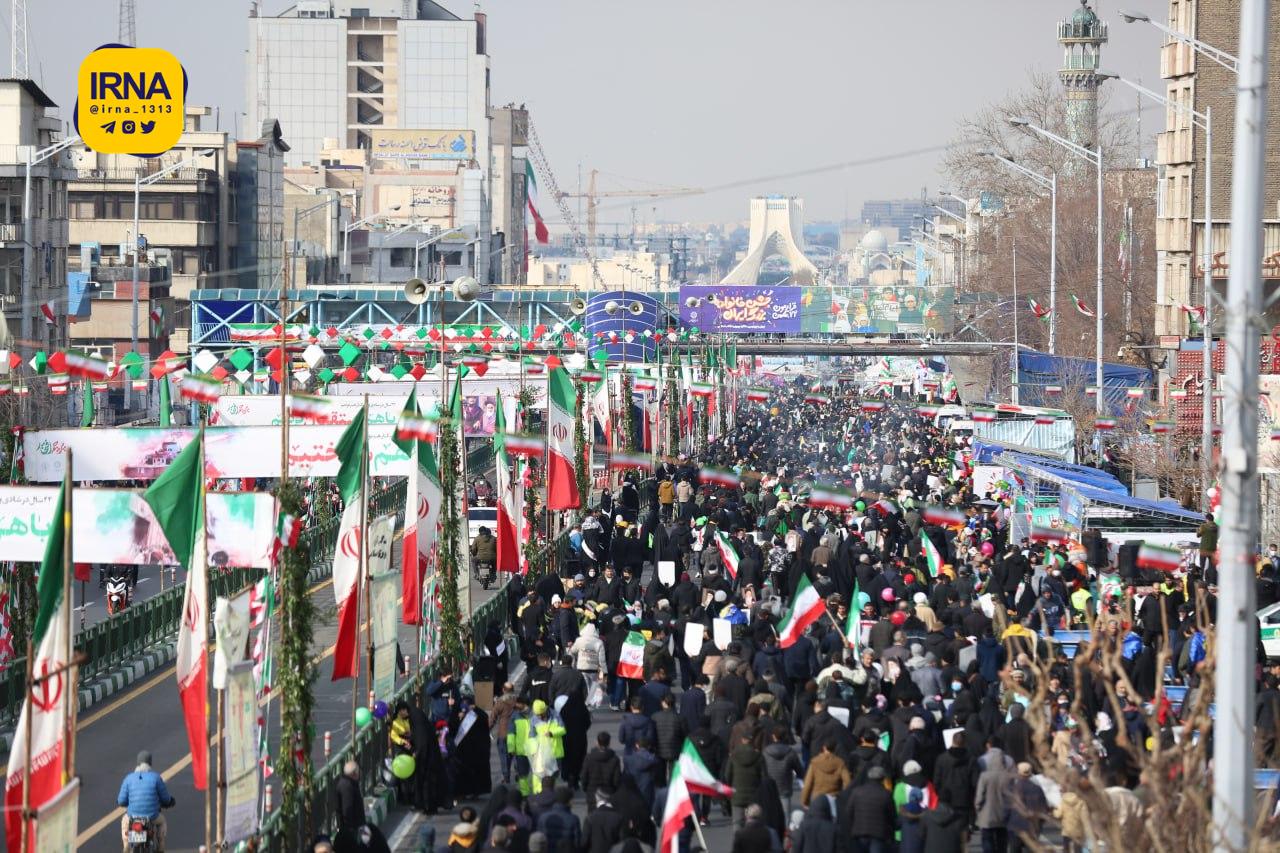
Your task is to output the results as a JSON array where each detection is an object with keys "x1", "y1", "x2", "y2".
[
  {"x1": 118, "y1": 0, "x2": 136, "y2": 45},
  {"x1": 10, "y1": 0, "x2": 26, "y2": 78},
  {"x1": 1214, "y1": 1, "x2": 1270, "y2": 851}
]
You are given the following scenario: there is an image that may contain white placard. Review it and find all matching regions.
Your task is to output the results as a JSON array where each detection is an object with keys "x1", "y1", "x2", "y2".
[
  {"x1": 712, "y1": 617, "x2": 732, "y2": 651},
  {"x1": 658, "y1": 560, "x2": 676, "y2": 586},
  {"x1": 683, "y1": 621, "x2": 704, "y2": 658},
  {"x1": 829, "y1": 706, "x2": 850, "y2": 727},
  {"x1": 943, "y1": 726, "x2": 964, "y2": 749},
  {"x1": 212, "y1": 591, "x2": 251, "y2": 690}
]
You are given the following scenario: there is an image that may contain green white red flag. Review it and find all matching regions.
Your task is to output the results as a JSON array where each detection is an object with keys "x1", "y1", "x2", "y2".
[
  {"x1": 776, "y1": 574, "x2": 825, "y2": 648},
  {"x1": 493, "y1": 393, "x2": 522, "y2": 574},
  {"x1": 922, "y1": 505, "x2": 965, "y2": 527},
  {"x1": 144, "y1": 430, "x2": 209, "y2": 790},
  {"x1": 922, "y1": 535, "x2": 943, "y2": 578},
  {"x1": 4, "y1": 466, "x2": 71, "y2": 848},
  {"x1": 331, "y1": 406, "x2": 367, "y2": 679},
  {"x1": 609, "y1": 451, "x2": 653, "y2": 472},
  {"x1": 713, "y1": 529, "x2": 740, "y2": 580},
  {"x1": 616, "y1": 631, "x2": 645, "y2": 679},
  {"x1": 699, "y1": 466, "x2": 740, "y2": 488},
  {"x1": 1136, "y1": 542, "x2": 1182, "y2": 572},
  {"x1": 661, "y1": 740, "x2": 733, "y2": 853},
  {"x1": 808, "y1": 484, "x2": 854, "y2": 511},
  {"x1": 526, "y1": 159, "x2": 549, "y2": 243},
  {"x1": 288, "y1": 393, "x2": 332, "y2": 423},
  {"x1": 546, "y1": 367, "x2": 581, "y2": 510},
  {"x1": 394, "y1": 392, "x2": 443, "y2": 625}
]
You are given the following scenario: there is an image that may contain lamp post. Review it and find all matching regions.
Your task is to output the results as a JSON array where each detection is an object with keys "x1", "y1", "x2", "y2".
[
  {"x1": 340, "y1": 204, "x2": 402, "y2": 281},
  {"x1": 291, "y1": 194, "x2": 339, "y2": 286},
  {"x1": 1117, "y1": 10, "x2": 1241, "y2": 73},
  {"x1": 1009, "y1": 118, "x2": 1103, "y2": 414},
  {"x1": 1097, "y1": 71, "x2": 1216, "y2": 496},
  {"x1": 21, "y1": 134, "x2": 79, "y2": 356},
  {"x1": 979, "y1": 152, "x2": 1059, "y2": 355},
  {"x1": 128, "y1": 148, "x2": 216, "y2": 410}
]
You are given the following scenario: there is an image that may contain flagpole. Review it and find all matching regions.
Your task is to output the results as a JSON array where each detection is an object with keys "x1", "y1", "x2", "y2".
[
  {"x1": 824, "y1": 609, "x2": 850, "y2": 648},
  {"x1": 61, "y1": 449, "x2": 72, "y2": 783},
  {"x1": 200, "y1": 427, "x2": 212, "y2": 853},
  {"x1": 361, "y1": 396, "x2": 371, "y2": 718},
  {"x1": 19, "y1": 637, "x2": 32, "y2": 850},
  {"x1": 413, "y1": 438, "x2": 424, "y2": 670}
]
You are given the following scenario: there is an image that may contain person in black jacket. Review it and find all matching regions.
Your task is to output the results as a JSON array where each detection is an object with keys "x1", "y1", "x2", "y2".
[
  {"x1": 679, "y1": 674, "x2": 708, "y2": 733},
  {"x1": 581, "y1": 733, "x2": 622, "y2": 813},
  {"x1": 332, "y1": 760, "x2": 366, "y2": 833},
  {"x1": 731, "y1": 804, "x2": 777, "y2": 853},
  {"x1": 838, "y1": 766, "x2": 897, "y2": 850},
  {"x1": 652, "y1": 693, "x2": 689, "y2": 780},
  {"x1": 582, "y1": 789, "x2": 627, "y2": 853},
  {"x1": 932, "y1": 731, "x2": 977, "y2": 829}
]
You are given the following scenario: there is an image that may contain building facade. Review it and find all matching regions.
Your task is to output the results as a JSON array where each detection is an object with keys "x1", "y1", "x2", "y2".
[
  {"x1": 1154, "y1": 0, "x2": 1280, "y2": 338},
  {"x1": 1058, "y1": 1, "x2": 1108, "y2": 152},
  {"x1": 0, "y1": 79, "x2": 72, "y2": 355},
  {"x1": 491, "y1": 106, "x2": 528, "y2": 284}
]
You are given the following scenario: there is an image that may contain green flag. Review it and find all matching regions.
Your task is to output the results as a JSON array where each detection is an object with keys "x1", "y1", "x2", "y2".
[
  {"x1": 33, "y1": 472, "x2": 68, "y2": 641},
  {"x1": 846, "y1": 580, "x2": 861, "y2": 653},
  {"x1": 144, "y1": 429, "x2": 205, "y2": 570},
  {"x1": 448, "y1": 373, "x2": 462, "y2": 422},
  {"x1": 158, "y1": 375, "x2": 172, "y2": 427},
  {"x1": 80, "y1": 381, "x2": 94, "y2": 428},
  {"x1": 335, "y1": 404, "x2": 367, "y2": 504}
]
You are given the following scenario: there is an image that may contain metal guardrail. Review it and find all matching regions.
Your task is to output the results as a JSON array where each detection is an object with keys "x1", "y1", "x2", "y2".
[
  {"x1": 0, "y1": 481, "x2": 409, "y2": 730},
  {"x1": 258, "y1": 523, "x2": 573, "y2": 852}
]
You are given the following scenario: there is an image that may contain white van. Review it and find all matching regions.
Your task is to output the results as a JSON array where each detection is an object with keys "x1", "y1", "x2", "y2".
[
  {"x1": 1259, "y1": 602, "x2": 1280, "y2": 659},
  {"x1": 932, "y1": 405, "x2": 968, "y2": 430}
]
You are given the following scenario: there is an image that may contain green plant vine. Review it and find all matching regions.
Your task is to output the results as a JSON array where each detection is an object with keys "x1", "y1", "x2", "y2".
[
  {"x1": 275, "y1": 478, "x2": 316, "y2": 841},
  {"x1": 436, "y1": 411, "x2": 466, "y2": 668},
  {"x1": 574, "y1": 378, "x2": 590, "y2": 511},
  {"x1": 620, "y1": 369, "x2": 636, "y2": 453}
]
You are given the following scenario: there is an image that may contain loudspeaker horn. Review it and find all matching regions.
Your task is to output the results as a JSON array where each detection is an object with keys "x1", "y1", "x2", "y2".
[
  {"x1": 404, "y1": 278, "x2": 429, "y2": 305},
  {"x1": 453, "y1": 276, "x2": 480, "y2": 301},
  {"x1": 628, "y1": 300, "x2": 644, "y2": 316},
  {"x1": 569, "y1": 297, "x2": 587, "y2": 315}
]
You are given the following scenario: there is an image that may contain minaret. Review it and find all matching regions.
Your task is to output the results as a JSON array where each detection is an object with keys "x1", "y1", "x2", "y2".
[{"x1": 1058, "y1": 0, "x2": 1108, "y2": 151}]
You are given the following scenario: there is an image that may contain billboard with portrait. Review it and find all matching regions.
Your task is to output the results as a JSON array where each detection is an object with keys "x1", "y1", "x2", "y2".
[
  {"x1": 678, "y1": 285, "x2": 802, "y2": 333},
  {"x1": 801, "y1": 286, "x2": 954, "y2": 335},
  {"x1": 462, "y1": 395, "x2": 498, "y2": 437}
]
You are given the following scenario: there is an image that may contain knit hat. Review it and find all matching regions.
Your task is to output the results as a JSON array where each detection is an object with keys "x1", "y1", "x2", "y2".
[{"x1": 532, "y1": 699, "x2": 548, "y2": 716}]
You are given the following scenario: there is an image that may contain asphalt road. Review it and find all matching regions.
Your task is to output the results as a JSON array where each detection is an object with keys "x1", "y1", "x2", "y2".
[
  {"x1": 62, "y1": 548, "x2": 498, "y2": 853},
  {"x1": 71, "y1": 564, "x2": 187, "y2": 632}
]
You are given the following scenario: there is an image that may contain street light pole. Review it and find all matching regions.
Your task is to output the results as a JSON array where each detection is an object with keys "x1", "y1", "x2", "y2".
[
  {"x1": 1098, "y1": 72, "x2": 1217, "y2": 495},
  {"x1": 21, "y1": 135, "x2": 79, "y2": 356},
  {"x1": 979, "y1": 153, "x2": 1058, "y2": 354},
  {"x1": 341, "y1": 205, "x2": 402, "y2": 282},
  {"x1": 1215, "y1": 2, "x2": 1270, "y2": 850},
  {"x1": 1008, "y1": 119, "x2": 1103, "y2": 414}
]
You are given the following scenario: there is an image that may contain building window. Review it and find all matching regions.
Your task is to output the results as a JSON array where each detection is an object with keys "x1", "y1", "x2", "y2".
[
  {"x1": 350, "y1": 7, "x2": 369, "y2": 17},
  {"x1": 69, "y1": 194, "x2": 99, "y2": 219},
  {"x1": 389, "y1": 248, "x2": 413, "y2": 268}
]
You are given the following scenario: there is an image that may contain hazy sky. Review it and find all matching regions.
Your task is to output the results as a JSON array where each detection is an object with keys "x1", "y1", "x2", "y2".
[{"x1": 14, "y1": 0, "x2": 1166, "y2": 225}]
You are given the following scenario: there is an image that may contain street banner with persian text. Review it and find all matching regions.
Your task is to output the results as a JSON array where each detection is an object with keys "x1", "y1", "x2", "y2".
[
  {"x1": 678, "y1": 285, "x2": 802, "y2": 333},
  {"x1": 368, "y1": 512, "x2": 398, "y2": 701},
  {"x1": 0, "y1": 487, "x2": 274, "y2": 567},
  {"x1": 223, "y1": 663, "x2": 259, "y2": 844}
]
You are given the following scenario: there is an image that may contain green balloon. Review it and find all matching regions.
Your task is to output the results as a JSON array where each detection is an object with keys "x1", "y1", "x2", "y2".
[
  {"x1": 355, "y1": 707, "x2": 373, "y2": 728},
  {"x1": 391, "y1": 753, "x2": 416, "y2": 780},
  {"x1": 855, "y1": 500, "x2": 866, "y2": 512}
]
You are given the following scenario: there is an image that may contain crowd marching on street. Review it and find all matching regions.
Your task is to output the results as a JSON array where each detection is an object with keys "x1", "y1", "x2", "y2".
[{"x1": 358, "y1": 378, "x2": 1269, "y2": 853}]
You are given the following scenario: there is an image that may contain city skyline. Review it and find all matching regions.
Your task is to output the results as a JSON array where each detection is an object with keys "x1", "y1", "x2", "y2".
[{"x1": 12, "y1": 0, "x2": 1163, "y2": 226}]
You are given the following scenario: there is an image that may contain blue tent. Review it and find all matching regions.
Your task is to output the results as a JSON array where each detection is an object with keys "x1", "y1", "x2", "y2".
[{"x1": 1016, "y1": 349, "x2": 1152, "y2": 412}]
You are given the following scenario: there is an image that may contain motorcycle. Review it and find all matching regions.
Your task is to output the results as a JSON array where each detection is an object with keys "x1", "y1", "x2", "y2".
[
  {"x1": 106, "y1": 577, "x2": 132, "y2": 616},
  {"x1": 473, "y1": 560, "x2": 496, "y2": 590},
  {"x1": 125, "y1": 798, "x2": 173, "y2": 851}
]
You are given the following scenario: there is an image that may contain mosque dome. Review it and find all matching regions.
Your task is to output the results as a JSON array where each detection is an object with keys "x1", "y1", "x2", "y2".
[
  {"x1": 1072, "y1": 1, "x2": 1098, "y2": 26},
  {"x1": 860, "y1": 229, "x2": 888, "y2": 253}
]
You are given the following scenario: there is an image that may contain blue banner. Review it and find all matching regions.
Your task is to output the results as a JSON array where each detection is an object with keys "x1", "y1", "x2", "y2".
[{"x1": 678, "y1": 285, "x2": 802, "y2": 333}]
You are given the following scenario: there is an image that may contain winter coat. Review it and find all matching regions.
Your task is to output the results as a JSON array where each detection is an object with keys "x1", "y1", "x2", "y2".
[
  {"x1": 920, "y1": 801, "x2": 967, "y2": 853},
  {"x1": 582, "y1": 803, "x2": 626, "y2": 853},
  {"x1": 839, "y1": 779, "x2": 897, "y2": 841},
  {"x1": 974, "y1": 749, "x2": 1013, "y2": 829},
  {"x1": 679, "y1": 686, "x2": 707, "y2": 733},
  {"x1": 800, "y1": 750, "x2": 851, "y2": 806},
  {"x1": 792, "y1": 795, "x2": 837, "y2": 853},
  {"x1": 623, "y1": 748, "x2": 660, "y2": 805},
  {"x1": 782, "y1": 637, "x2": 820, "y2": 682},
  {"x1": 762, "y1": 741, "x2": 804, "y2": 797},
  {"x1": 618, "y1": 711, "x2": 656, "y2": 756},
  {"x1": 581, "y1": 746, "x2": 622, "y2": 802},
  {"x1": 705, "y1": 698, "x2": 739, "y2": 750},
  {"x1": 652, "y1": 709, "x2": 688, "y2": 763},
  {"x1": 332, "y1": 774, "x2": 366, "y2": 832},
  {"x1": 932, "y1": 746, "x2": 976, "y2": 815},
  {"x1": 570, "y1": 625, "x2": 607, "y2": 672},
  {"x1": 726, "y1": 744, "x2": 765, "y2": 807}
]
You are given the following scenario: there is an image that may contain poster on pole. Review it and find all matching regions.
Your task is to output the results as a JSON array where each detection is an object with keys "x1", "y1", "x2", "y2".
[
  {"x1": 213, "y1": 590, "x2": 252, "y2": 690},
  {"x1": 0, "y1": 487, "x2": 275, "y2": 567},
  {"x1": 224, "y1": 663, "x2": 260, "y2": 844},
  {"x1": 34, "y1": 778, "x2": 78, "y2": 853},
  {"x1": 370, "y1": 573, "x2": 400, "y2": 702}
]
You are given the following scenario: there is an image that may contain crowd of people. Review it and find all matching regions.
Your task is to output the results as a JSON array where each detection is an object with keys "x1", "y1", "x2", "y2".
[{"x1": 361, "y1": 376, "x2": 1254, "y2": 853}]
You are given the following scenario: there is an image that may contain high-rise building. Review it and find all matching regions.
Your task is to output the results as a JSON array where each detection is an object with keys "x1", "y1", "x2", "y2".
[
  {"x1": 491, "y1": 106, "x2": 528, "y2": 284},
  {"x1": 0, "y1": 80, "x2": 72, "y2": 355},
  {"x1": 1057, "y1": 1, "x2": 1108, "y2": 151},
  {"x1": 1153, "y1": 0, "x2": 1280, "y2": 338},
  {"x1": 246, "y1": 0, "x2": 491, "y2": 171}
]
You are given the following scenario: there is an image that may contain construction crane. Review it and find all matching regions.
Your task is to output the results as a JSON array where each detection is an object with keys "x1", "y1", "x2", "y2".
[
  {"x1": 557, "y1": 169, "x2": 702, "y2": 248},
  {"x1": 118, "y1": 0, "x2": 136, "y2": 46}
]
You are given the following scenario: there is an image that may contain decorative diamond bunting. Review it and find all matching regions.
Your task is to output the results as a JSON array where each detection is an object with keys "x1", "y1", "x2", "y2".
[
  {"x1": 338, "y1": 341, "x2": 361, "y2": 366},
  {"x1": 193, "y1": 349, "x2": 219, "y2": 373},
  {"x1": 119, "y1": 350, "x2": 144, "y2": 379},
  {"x1": 292, "y1": 368, "x2": 311, "y2": 384},
  {"x1": 317, "y1": 367, "x2": 335, "y2": 384},
  {"x1": 235, "y1": 369, "x2": 251, "y2": 384},
  {"x1": 229, "y1": 348, "x2": 254, "y2": 371},
  {"x1": 301, "y1": 344, "x2": 325, "y2": 369},
  {"x1": 341, "y1": 366, "x2": 359, "y2": 382},
  {"x1": 210, "y1": 365, "x2": 229, "y2": 381},
  {"x1": 390, "y1": 363, "x2": 408, "y2": 379},
  {"x1": 410, "y1": 363, "x2": 426, "y2": 380}
]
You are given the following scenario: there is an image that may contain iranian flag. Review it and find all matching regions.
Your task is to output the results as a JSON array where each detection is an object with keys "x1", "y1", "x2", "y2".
[
  {"x1": 180, "y1": 373, "x2": 221, "y2": 404},
  {"x1": 494, "y1": 393, "x2": 522, "y2": 575},
  {"x1": 633, "y1": 375, "x2": 658, "y2": 392},
  {"x1": 500, "y1": 433, "x2": 545, "y2": 457},
  {"x1": 713, "y1": 529, "x2": 740, "y2": 580},
  {"x1": 688, "y1": 382, "x2": 714, "y2": 398},
  {"x1": 616, "y1": 631, "x2": 646, "y2": 679},
  {"x1": 922, "y1": 505, "x2": 966, "y2": 527},
  {"x1": 269, "y1": 512, "x2": 300, "y2": 565},
  {"x1": 592, "y1": 377, "x2": 611, "y2": 452},
  {"x1": 288, "y1": 393, "x2": 332, "y2": 423},
  {"x1": 64, "y1": 351, "x2": 110, "y2": 381},
  {"x1": 660, "y1": 740, "x2": 733, "y2": 853},
  {"x1": 609, "y1": 451, "x2": 653, "y2": 472},
  {"x1": 1136, "y1": 542, "x2": 1183, "y2": 572},
  {"x1": 777, "y1": 574, "x2": 825, "y2": 648},
  {"x1": 859, "y1": 400, "x2": 885, "y2": 412},
  {"x1": 846, "y1": 580, "x2": 861, "y2": 652},
  {"x1": 144, "y1": 431, "x2": 209, "y2": 790},
  {"x1": 331, "y1": 406, "x2": 367, "y2": 680},
  {"x1": 746, "y1": 387, "x2": 770, "y2": 403},
  {"x1": 1045, "y1": 385, "x2": 1063, "y2": 394},
  {"x1": 922, "y1": 535, "x2": 944, "y2": 578},
  {"x1": 809, "y1": 484, "x2": 854, "y2": 511},
  {"x1": 1029, "y1": 298, "x2": 1051, "y2": 318},
  {"x1": 972, "y1": 408, "x2": 996, "y2": 423},
  {"x1": 1073, "y1": 294, "x2": 1095, "y2": 317},
  {"x1": 4, "y1": 470, "x2": 71, "y2": 849},
  {"x1": 1030, "y1": 526, "x2": 1069, "y2": 544},
  {"x1": 699, "y1": 466, "x2": 740, "y2": 488},
  {"x1": 1034, "y1": 413, "x2": 1057, "y2": 425},
  {"x1": 526, "y1": 160, "x2": 549, "y2": 244},
  {"x1": 546, "y1": 367, "x2": 581, "y2": 511},
  {"x1": 1094, "y1": 417, "x2": 1116, "y2": 431},
  {"x1": 393, "y1": 391, "x2": 442, "y2": 626}
]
